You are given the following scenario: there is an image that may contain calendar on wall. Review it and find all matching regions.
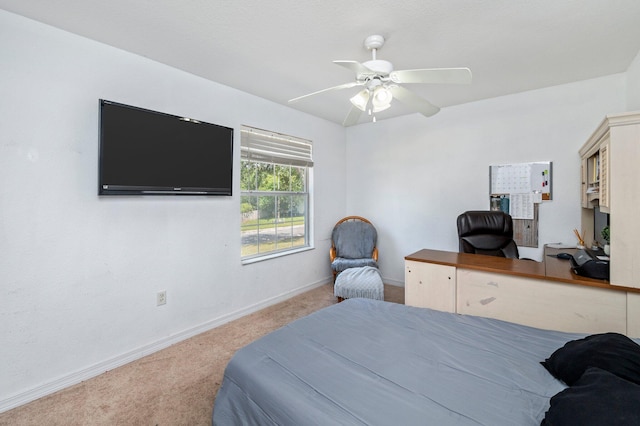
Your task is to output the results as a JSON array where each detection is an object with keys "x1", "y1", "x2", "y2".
[
  {"x1": 490, "y1": 162, "x2": 552, "y2": 200},
  {"x1": 489, "y1": 161, "x2": 552, "y2": 248}
]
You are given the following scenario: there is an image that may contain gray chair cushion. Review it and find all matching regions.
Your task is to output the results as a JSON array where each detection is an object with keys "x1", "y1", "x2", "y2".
[
  {"x1": 331, "y1": 257, "x2": 378, "y2": 273},
  {"x1": 332, "y1": 220, "x2": 377, "y2": 259}
]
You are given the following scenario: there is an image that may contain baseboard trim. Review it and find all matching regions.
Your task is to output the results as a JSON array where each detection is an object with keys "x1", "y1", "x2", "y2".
[
  {"x1": 0, "y1": 278, "x2": 329, "y2": 414},
  {"x1": 382, "y1": 276, "x2": 404, "y2": 287}
]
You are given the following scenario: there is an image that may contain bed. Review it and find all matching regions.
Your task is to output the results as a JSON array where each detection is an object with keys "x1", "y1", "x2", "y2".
[{"x1": 212, "y1": 298, "x2": 640, "y2": 425}]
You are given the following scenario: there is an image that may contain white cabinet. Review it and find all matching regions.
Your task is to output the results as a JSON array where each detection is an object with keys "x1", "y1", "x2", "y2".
[
  {"x1": 405, "y1": 260, "x2": 455, "y2": 312},
  {"x1": 580, "y1": 137, "x2": 609, "y2": 210},
  {"x1": 456, "y1": 269, "x2": 627, "y2": 334},
  {"x1": 405, "y1": 249, "x2": 640, "y2": 337},
  {"x1": 598, "y1": 138, "x2": 610, "y2": 212},
  {"x1": 579, "y1": 111, "x2": 640, "y2": 288}
]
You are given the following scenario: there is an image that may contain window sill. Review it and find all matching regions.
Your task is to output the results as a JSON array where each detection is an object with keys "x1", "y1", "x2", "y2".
[{"x1": 241, "y1": 246, "x2": 314, "y2": 265}]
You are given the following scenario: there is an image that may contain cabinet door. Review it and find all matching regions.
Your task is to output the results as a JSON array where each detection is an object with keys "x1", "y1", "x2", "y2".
[
  {"x1": 627, "y1": 293, "x2": 640, "y2": 338},
  {"x1": 405, "y1": 261, "x2": 455, "y2": 312},
  {"x1": 581, "y1": 157, "x2": 589, "y2": 208},
  {"x1": 599, "y1": 138, "x2": 610, "y2": 213},
  {"x1": 608, "y1": 124, "x2": 640, "y2": 288}
]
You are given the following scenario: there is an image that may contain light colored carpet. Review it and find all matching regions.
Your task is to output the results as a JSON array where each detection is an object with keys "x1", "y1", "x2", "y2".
[{"x1": 0, "y1": 283, "x2": 404, "y2": 425}]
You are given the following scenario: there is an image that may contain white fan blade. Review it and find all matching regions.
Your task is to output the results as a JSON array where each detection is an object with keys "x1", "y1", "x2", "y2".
[
  {"x1": 343, "y1": 105, "x2": 363, "y2": 126},
  {"x1": 288, "y1": 82, "x2": 360, "y2": 103},
  {"x1": 333, "y1": 60, "x2": 376, "y2": 77},
  {"x1": 390, "y1": 67, "x2": 472, "y2": 85},
  {"x1": 389, "y1": 85, "x2": 440, "y2": 117}
]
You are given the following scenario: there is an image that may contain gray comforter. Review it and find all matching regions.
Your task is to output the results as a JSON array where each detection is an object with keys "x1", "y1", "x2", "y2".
[{"x1": 213, "y1": 298, "x2": 581, "y2": 425}]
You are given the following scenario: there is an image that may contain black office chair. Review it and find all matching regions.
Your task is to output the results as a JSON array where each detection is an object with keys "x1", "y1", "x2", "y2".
[{"x1": 456, "y1": 210, "x2": 519, "y2": 259}]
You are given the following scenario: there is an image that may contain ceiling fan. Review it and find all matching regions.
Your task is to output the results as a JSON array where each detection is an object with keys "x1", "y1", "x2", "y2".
[{"x1": 288, "y1": 35, "x2": 472, "y2": 126}]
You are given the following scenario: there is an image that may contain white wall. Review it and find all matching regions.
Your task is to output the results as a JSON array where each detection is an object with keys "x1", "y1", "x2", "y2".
[
  {"x1": 0, "y1": 10, "x2": 346, "y2": 410},
  {"x1": 627, "y1": 49, "x2": 640, "y2": 110},
  {"x1": 345, "y1": 75, "x2": 627, "y2": 284}
]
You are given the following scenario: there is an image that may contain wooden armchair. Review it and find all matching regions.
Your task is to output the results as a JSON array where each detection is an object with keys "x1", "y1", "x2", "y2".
[{"x1": 330, "y1": 216, "x2": 378, "y2": 281}]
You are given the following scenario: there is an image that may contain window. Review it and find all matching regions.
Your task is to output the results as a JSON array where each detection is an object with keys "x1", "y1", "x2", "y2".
[{"x1": 240, "y1": 126, "x2": 313, "y2": 260}]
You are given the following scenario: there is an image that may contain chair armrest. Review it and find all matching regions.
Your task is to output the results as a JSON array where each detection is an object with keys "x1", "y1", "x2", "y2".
[
  {"x1": 372, "y1": 247, "x2": 378, "y2": 262},
  {"x1": 330, "y1": 247, "x2": 337, "y2": 262}
]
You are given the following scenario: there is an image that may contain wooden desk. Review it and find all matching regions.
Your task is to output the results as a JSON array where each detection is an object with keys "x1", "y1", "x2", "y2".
[{"x1": 405, "y1": 248, "x2": 640, "y2": 337}]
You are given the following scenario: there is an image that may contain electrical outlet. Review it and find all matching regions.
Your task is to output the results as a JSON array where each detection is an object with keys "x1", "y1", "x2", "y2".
[{"x1": 157, "y1": 290, "x2": 167, "y2": 306}]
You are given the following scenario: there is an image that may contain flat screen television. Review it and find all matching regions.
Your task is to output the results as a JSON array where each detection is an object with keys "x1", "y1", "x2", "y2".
[{"x1": 98, "y1": 99, "x2": 233, "y2": 195}]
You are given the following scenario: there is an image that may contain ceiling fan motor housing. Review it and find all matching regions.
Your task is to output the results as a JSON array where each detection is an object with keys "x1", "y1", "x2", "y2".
[{"x1": 362, "y1": 59, "x2": 393, "y2": 76}]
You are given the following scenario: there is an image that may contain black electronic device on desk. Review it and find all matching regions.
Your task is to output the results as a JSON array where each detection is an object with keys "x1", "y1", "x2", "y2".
[{"x1": 570, "y1": 249, "x2": 610, "y2": 280}]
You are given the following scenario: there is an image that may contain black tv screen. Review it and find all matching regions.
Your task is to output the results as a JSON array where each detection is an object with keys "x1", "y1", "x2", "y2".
[{"x1": 99, "y1": 99, "x2": 233, "y2": 195}]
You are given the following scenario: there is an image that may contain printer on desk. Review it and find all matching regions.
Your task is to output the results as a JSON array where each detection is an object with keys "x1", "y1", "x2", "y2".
[{"x1": 570, "y1": 249, "x2": 610, "y2": 280}]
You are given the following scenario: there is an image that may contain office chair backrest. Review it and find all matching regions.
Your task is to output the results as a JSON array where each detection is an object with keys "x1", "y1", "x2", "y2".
[{"x1": 457, "y1": 210, "x2": 519, "y2": 259}]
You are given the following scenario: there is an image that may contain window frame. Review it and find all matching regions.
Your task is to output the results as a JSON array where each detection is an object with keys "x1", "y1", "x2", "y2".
[{"x1": 240, "y1": 126, "x2": 313, "y2": 263}]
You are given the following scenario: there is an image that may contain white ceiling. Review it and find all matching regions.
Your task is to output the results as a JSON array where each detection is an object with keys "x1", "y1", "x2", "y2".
[{"x1": 2, "y1": 0, "x2": 640, "y2": 126}]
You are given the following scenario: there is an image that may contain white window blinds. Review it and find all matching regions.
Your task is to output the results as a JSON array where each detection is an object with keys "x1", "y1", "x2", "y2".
[{"x1": 241, "y1": 126, "x2": 313, "y2": 167}]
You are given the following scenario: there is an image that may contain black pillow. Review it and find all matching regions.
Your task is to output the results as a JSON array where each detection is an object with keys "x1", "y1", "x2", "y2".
[
  {"x1": 541, "y1": 367, "x2": 640, "y2": 425},
  {"x1": 541, "y1": 332, "x2": 640, "y2": 385}
]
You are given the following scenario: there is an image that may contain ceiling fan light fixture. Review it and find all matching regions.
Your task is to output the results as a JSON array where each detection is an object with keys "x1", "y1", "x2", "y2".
[
  {"x1": 350, "y1": 89, "x2": 370, "y2": 111},
  {"x1": 371, "y1": 86, "x2": 392, "y2": 112}
]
